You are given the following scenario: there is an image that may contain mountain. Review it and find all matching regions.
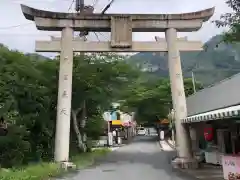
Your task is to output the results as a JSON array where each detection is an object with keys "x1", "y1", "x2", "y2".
[
  {"x1": 0, "y1": 43, "x2": 52, "y2": 62},
  {"x1": 25, "y1": 53, "x2": 52, "y2": 61},
  {"x1": 128, "y1": 35, "x2": 240, "y2": 86}
]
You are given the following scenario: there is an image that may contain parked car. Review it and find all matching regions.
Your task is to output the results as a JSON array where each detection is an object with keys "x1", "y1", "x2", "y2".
[{"x1": 137, "y1": 127, "x2": 146, "y2": 136}]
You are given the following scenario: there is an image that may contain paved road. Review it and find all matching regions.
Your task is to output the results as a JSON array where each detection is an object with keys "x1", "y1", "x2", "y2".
[{"x1": 63, "y1": 136, "x2": 197, "y2": 180}]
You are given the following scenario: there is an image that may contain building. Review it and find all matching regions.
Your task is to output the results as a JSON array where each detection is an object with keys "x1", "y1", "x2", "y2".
[{"x1": 182, "y1": 73, "x2": 240, "y2": 178}]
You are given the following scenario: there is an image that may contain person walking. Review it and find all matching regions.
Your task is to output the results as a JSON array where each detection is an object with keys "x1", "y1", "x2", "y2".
[{"x1": 112, "y1": 129, "x2": 117, "y2": 145}]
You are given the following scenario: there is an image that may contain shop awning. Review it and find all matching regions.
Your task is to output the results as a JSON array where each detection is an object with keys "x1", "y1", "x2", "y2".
[
  {"x1": 160, "y1": 119, "x2": 169, "y2": 124},
  {"x1": 122, "y1": 122, "x2": 129, "y2": 127},
  {"x1": 182, "y1": 104, "x2": 240, "y2": 124},
  {"x1": 111, "y1": 120, "x2": 135, "y2": 127},
  {"x1": 111, "y1": 120, "x2": 122, "y2": 125}
]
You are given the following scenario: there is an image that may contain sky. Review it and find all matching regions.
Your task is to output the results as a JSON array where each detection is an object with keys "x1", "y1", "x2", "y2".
[{"x1": 0, "y1": 0, "x2": 231, "y2": 57}]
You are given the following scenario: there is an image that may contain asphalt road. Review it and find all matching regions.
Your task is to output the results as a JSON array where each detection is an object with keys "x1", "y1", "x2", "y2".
[{"x1": 64, "y1": 136, "x2": 197, "y2": 180}]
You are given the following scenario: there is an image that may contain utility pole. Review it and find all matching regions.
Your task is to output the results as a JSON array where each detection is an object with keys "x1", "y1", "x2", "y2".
[
  {"x1": 192, "y1": 71, "x2": 196, "y2": 93},
  {"x1": 75, "y1": 0, "x2": 84, "y2": 12},
  {"x1": 77, "y1": 0, "x2": 114, "y2": 37}
]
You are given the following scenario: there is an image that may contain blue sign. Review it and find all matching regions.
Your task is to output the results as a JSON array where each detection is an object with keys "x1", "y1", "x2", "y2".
[{"x1": 111, "y1": 112, "x2": 117, "y2": 120}]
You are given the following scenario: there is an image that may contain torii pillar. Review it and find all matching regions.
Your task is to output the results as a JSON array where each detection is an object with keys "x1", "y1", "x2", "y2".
[
  {"x1": 55, "y1": 27, "x2": 73, "y2": 162},
  {"x1": 156, "y1": 33, "x2": 206, "y2": 167},
  {"x1": 165, "y1": 29, "x2": 195, "y2": 167},
  {"x1": 20, "y1": 4, "x2": 214, "y2": 167},
  {"x1": 157, "y1": 28, "x2": 205, "y2": 167}
]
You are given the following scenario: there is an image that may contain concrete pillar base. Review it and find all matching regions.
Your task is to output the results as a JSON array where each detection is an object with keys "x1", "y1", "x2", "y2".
[
  {"x1": 172, "y1": 157, "x2": 199, "y2": 169},
  {"x1": 194, "y1": 153, "x2": 205, "y2": 163},
  {"x1": 60, "y1": 161, "x2": 77, "y2": 171}
]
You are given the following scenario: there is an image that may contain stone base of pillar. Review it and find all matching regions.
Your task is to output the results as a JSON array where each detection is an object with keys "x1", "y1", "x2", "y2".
[
  {"x1": 194, "y1": 153, "x2": 204, "y2": 163},
  {"x1": 171, "y1": 157, "x2": 199, "y2": 169},
  {"x1": 60, "y1": 161, "x2": 77, "y2": 171}
]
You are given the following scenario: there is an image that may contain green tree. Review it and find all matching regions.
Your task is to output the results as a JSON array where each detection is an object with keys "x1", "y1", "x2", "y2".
[
  {"x1": 70, "y1": 53, "x2": 139, "y2": 152},
  {"x1": 121, "y1": 78, "x2": 202, "y2": 126},
  {"x1": 0, "y1": 46, "x2": 57, "y2": 166},
  {"x1": 0, "y1": 45, "x2": 138, "y2": 167},
  {"x1": 184, "y1": 78, "x2": 203, "y2": 96},
  {"x1": 215, "y1": 0, "x2": 240, "y2": 42}
]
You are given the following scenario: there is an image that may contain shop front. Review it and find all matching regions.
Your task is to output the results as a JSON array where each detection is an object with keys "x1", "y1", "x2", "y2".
[
  {"x1": 203, "y1": 120, "x2": 240, "y2": 164},
  {"x1": 111, "y1": 120, "x2": 135, "y2": 142},
  {"x1": 219, "y1": 122, "x2": 240, "y2": 180},
  {"x1": 110, "y1": 120, "x2": 123, "y2": 144},
  {"x1": 182, "y1": 104, "x2": 240, "y2": 179},
  {"x1": 182, "y1": 73, "x2": 240, "y2": 178}
]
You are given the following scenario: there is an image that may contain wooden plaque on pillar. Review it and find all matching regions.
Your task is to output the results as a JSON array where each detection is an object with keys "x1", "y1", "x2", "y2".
[{"x1": 111, "y1": 16, "x2": 132, "y2": 48}]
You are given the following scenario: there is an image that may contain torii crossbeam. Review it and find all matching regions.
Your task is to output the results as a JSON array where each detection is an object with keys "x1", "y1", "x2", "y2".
[{"x1": 36, "y1": 38, "x2": 203, "y2": 52}]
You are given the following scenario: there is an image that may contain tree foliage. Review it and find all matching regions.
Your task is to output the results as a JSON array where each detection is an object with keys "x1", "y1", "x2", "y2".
[
  {"x1": 0, "y1": 45, "x2": 138, "y2": 167},
  {"x1": 121, "y1": 77, "x2": 203, "y2": 126},
  {"x1": 215, "y1": 0, "x2": 240, "y2": 42}
]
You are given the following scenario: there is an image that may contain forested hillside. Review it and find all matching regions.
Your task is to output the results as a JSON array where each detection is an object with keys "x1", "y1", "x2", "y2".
[{"x1": 128, "y1": 35, "x2": 240, "y2": 86}]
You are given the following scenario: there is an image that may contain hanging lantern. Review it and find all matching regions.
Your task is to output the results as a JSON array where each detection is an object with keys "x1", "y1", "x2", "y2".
[{"x1": 204, "y1": 127, "x2": 213, "y2": 141}]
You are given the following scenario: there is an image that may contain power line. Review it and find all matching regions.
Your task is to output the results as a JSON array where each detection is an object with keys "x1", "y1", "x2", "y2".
[
  {"x1": 0, "y1": 32, "x2": 108, "y2": 42},
  {"x1": 0, "y1": 33, "x2": 57, "y2": 36},
  {"x1": 98, "y1": 32, "x2": 109, "y2": 41},
  {"x1": 1, "y1": 0, "x2": 114, "y2": 30},
  {"x1": 0, "y1": 0, "x2": 115, "y2": 38},
  {"x1": 1, "y1": 1, "x2": 74, "y2": 30},
  {"x1": 11, "y1": 0, "x2": 72, "y2": 3},
  {"x1": 93, "y1": 32, "x2": 100, "y2": 41},
  {"x1": 68, "y1": 0, "x2": 75, "y2": 11},
  {"x1": 0, "y1": 23, "x2": 33, "y2": 30},
  {"x1": 92, "y1": 0, "x2": 116, "y2": 41}
]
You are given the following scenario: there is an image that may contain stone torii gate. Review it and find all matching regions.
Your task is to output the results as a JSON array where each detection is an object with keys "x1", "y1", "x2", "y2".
[{"x1": 21, "y1": 4, "x2": 214, "y2": 167}]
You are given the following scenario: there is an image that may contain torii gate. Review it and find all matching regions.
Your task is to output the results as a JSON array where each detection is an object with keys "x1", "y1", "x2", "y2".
[{"x1": 21, "y1": 5, "x2": 214, "y2": 168}]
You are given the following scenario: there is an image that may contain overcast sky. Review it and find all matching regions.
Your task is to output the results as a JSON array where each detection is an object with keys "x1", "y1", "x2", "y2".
[{"x1": 0, "y1": 0, "x2": 230, "y2": 56}]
